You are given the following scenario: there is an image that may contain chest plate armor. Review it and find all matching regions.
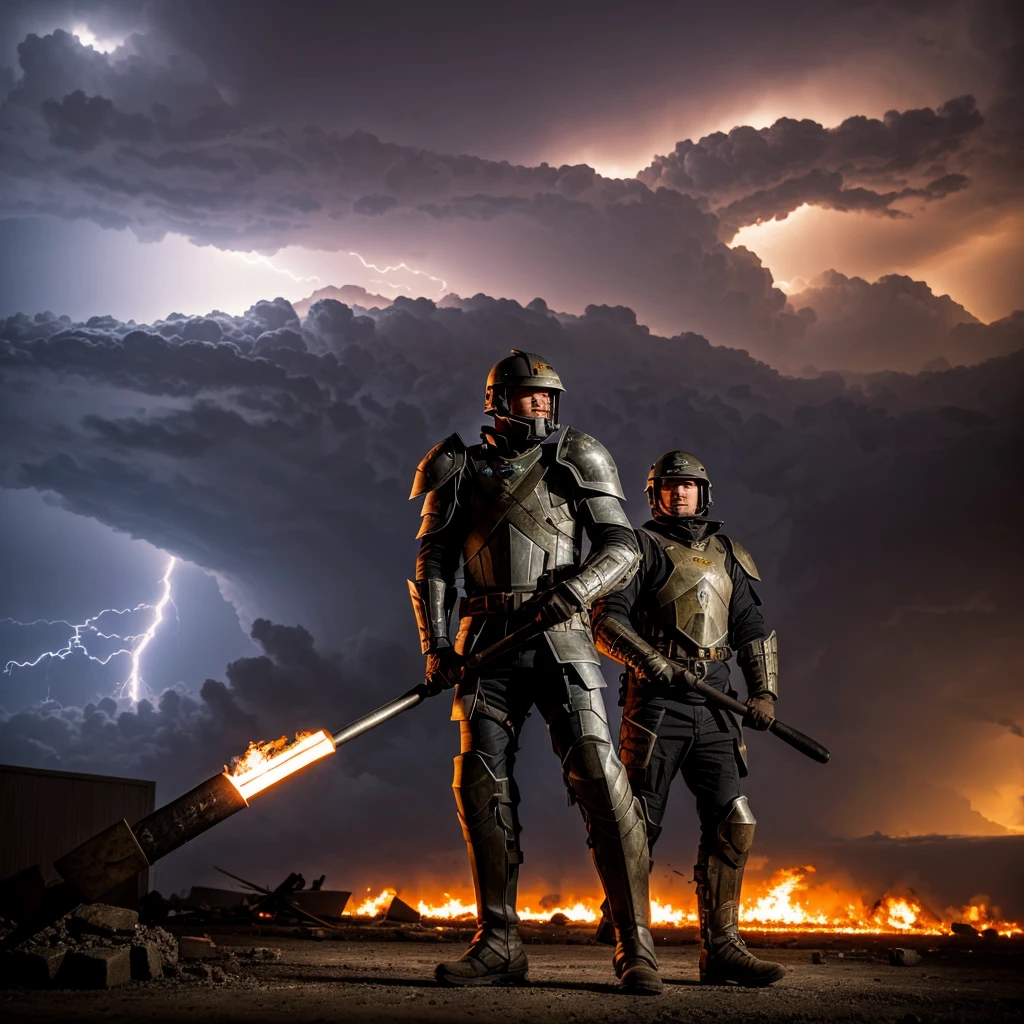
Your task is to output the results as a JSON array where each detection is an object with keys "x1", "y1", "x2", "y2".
[
  {"x1": 639, "y1": 530, "x2": 733, "y2": 650},
  {"x1": 460, "y1": 445, "x2": 579, "y2": 595}
]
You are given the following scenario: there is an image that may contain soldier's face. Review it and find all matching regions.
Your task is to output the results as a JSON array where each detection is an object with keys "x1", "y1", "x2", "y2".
[
  {"x1": 660, "y1": 479, "x2": 700, "y2": 516},
  {"x1": 508, "y1": 388, "x2": 552, "y2": 418}
]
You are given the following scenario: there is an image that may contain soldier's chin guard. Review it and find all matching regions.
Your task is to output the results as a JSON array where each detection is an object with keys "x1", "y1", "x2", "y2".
[{"x1": 483, "y1": 348, "x2": 564, "y2": 442}]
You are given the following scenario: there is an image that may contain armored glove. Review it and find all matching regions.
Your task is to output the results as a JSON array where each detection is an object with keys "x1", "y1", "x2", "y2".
[
  {"x1": 743, "y1": 693, "x2": 776, "y2": 731},
  {"x1": 524, "y1": 582, "x2": 584, "y2": 629},
  {"x1": 424, "y1": 649, "x2": 463, "y2": 696},
  {"x1": 640, "y1": 651, "x2": 676, "y2": 690}
]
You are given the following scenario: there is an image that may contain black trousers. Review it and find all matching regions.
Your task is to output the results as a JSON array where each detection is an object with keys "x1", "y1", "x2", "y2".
[
  {"x1": 618, "y1": 699, "x2": 743, "y2": 859},
  {"x1": 452, "y1": 638, "x2": 617, "y2": 828}
]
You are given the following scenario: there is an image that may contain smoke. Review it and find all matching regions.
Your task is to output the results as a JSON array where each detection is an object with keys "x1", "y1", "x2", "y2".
[
  {"x1": 2, "y1": 18, "x2": 1020, "y2": 366},
  {"x1": 1, "y1": 289, "x2": 1022, "y2": 893}
]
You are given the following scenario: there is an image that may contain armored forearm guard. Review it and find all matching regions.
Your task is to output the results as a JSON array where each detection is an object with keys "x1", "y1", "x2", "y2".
[
  {"x1": 736, "y1": 631, "x2": 779, "y2": 699},
  {"x1": 407, "y1": 578, "x2": 453, "y2": 654},
  {"x1": 563, "y1": 541, "x2": 640, "y2": 608},
  {"x1": 594, "y1": 615, "x2": 661, "y2": 675}
]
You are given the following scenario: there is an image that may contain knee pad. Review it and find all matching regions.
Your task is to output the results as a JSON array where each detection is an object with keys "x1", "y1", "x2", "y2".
[
  {"x1": 562, "y1": 735, "x2": 633, "y2": 830},
  {"x1": 715, "y1": 796, "x2": 756, "y2": 864},
  {"x1": 453, "y1": 751, "x2": 514, "y2": 841}
]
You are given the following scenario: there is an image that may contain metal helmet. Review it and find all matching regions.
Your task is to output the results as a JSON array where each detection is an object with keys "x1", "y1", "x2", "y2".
[
  {"x1": 645, "y1": 450, "x2": 713, "y2": 520},
  {"x1": 484, "y1": 349, "x2": 565, "y2": 441}
]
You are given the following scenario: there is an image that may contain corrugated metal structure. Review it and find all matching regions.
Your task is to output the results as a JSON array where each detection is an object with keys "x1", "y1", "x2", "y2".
[{"x1": 0, "y1": 764, "x2": 156, "y2": 909}]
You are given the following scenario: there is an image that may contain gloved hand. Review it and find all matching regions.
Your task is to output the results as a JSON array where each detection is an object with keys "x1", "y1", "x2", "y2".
[
  {"x1": 639, "y1": 651, "x2": 676, "y2": 690},
  {"x1": 524, "y1": 582, "x2": 584, "y2": 629},
  {"x1": 743, "y1": 692, "x2": 776, "y2": 731},
  {"x1": 424, "y1": 648, "x2": 463, "y2": 696}
]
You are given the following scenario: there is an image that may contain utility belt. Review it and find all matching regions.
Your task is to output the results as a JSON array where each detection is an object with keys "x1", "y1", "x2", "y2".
[
  {"x1": 652, "y1": 637, "x2": 732, "y2": 664},
  {"x1": 461, "y1": 568, "x2": 576, "y2": 617},
  {"x1": 460, "y1": 591, "x2": 535, "y2": 616}
]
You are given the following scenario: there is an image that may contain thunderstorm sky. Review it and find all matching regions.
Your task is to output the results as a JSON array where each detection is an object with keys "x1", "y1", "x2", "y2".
[{"x1": 0, "y1": 0, "x2": 1022, "y2": 902}]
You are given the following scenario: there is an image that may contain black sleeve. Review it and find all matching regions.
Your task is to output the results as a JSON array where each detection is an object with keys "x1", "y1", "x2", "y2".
[
  {"x1": 592, "y1": 529, "x2": 656, "y2": 630},
  {"x1": 728, "y1": 556, "x2": 767, "y2": 649}
]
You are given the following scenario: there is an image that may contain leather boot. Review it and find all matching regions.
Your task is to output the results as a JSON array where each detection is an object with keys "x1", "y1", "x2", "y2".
[
  {"x1": 696, "y1": 797, "x2": 785, "y2": 987},
  {"x1": 563, "y1": 734, "x2": 662, "y2": 995},
  {"x1": 436, "y1": 752, "x2": 529, "y2": 986}
]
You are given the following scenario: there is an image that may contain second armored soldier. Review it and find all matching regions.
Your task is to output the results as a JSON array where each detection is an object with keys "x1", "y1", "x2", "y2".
[
  {"x1": 408, "y1": 350, "x2": 661, "y2": 993},
  {"x1": 591, "y1": 451, "x2": 786, "y2": 986}
]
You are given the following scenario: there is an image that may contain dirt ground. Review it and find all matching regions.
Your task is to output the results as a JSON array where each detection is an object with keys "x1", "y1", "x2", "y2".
[{"x1": 4, "y1": 933, "x2": 1022, "y2": 1023}]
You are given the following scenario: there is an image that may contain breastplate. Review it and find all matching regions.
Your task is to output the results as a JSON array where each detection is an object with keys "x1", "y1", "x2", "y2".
[
  {"x1": 461, "y1": 447, "x2": 579, "y2": 593},
  {"x1": 643, "y1": 532, "x2": 733, "y2": 649}
]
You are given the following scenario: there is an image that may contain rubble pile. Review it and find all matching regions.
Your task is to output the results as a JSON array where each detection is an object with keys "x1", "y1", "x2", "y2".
[{"x1": 0, "y1": 904, "x2": 267, "y2": 990}]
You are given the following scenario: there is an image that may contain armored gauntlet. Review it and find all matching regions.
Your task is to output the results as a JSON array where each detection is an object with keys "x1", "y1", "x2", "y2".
[
  {"x1": 408, "y1": 578, "x2": 453, "y2": 653},
  {"x1": 736, "y1": 631, "x2": 778, "y2": 699}
]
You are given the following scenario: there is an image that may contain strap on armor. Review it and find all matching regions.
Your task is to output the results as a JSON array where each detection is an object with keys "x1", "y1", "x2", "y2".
[
  {"x1": 408, "y1": 578, "x2": 453, "y2": 653},
  {"x1": 696, "y1": 796, "x2": 756, "y2": 949},
  {"x1": 736, "y1": 631, "x2": 778, "y2": 698}
]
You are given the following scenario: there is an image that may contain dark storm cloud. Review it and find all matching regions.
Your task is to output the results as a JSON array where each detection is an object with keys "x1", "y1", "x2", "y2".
[
  {"x1": 784, "y1": 271, "x2": 1024, "y2": 373},
  {"x1": 2, "y1": 290, "x2": 1023, "y2": 875},
  {"x1": 2, "y1": 23, "x2": 1012, "y2": 361},
  {"x1": 640, "y1": 98, "x2": 984, "y2": 234}
]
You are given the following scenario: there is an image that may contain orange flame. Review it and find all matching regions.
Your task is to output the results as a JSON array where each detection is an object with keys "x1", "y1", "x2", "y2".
[
  {"x1": 356, "y1": 888, "x2": 398, "y2": 916},
  {"x1": 227, "y1": 729, "x2": 336, "y2": 800},
  {"x1": 353, "y1": 866, "x2": 1022, "y2": 936}
]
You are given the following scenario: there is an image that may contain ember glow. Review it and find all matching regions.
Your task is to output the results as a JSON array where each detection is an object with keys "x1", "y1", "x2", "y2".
[
  {"x1": 351, "y1": 867, "x2": 1022, "y2": 937},
  {"x1": 226, "y1": 729, "x2": 336, "y2": 800}
]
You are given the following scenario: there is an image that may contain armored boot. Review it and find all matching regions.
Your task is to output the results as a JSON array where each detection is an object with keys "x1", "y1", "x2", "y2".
[
  {"x1": 564, "y1": 734, "x2": 662, "y2": 995},
  {"x1": 435, "y1": 752, "x2": 529, "y2": 986},
  {"x1": 696, "y1": 797, "x2": 785, "y2": 987}
]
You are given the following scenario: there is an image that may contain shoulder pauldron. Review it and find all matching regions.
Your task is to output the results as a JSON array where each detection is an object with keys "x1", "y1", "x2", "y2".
[
  {"x1": 409, "y1": 433, "x2": 468, "y2": 499},
  {"x1": 722, "y1": 536, "x2": 760, "y2": 581},
  {"x1": 555, "y1": 426, "x2": 626, "y2": 499}
]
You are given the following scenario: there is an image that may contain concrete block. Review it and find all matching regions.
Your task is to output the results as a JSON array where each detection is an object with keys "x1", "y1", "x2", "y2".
[
  {"x1": 130, "y1": 942, "x2": 164, "y2": 980},
  {"x1": 0, "y1": 947, "x2": 66, "y2": 988},
  {"x1": 57, "y1": 946, "x2": 132, "y2": 989},
  {"x1": 69, "y1": 903, "x2": 139, "y2": 936}
]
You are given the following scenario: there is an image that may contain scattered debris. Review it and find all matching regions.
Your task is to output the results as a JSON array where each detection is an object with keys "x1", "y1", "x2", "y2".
[
  {"x1": 68, "y1": 904, "x2": 139, "y2": 937},
  {"x1": 888, "y1": 948, "x2": 922, "y2": 967},
  {"x1": 178, "y1": 934, "x2": 219, "y2": 959},
  {"x1": 384, "y1": 896, "x2": 421, "y2": 924},
  {"x1": 57, "y1": 946, "x2": 131, "y2": 989},
  {"x1": 0, "y1": 904, "x2": 202, "y2": 991},
  {"x1": 951, "y1": 922, "x2": 980, "y2": 937},
  {"x1": 240, "y1": 947, "x2": 282, "y2": 961}
]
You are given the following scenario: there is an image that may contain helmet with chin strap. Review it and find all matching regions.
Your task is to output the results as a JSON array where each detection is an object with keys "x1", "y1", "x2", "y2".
[
  {"x1": 484, "y1": 349, "x2": 564, "y2": 442},
  {"x1": 646, "y1": 450, "x2": 713, "y2": 520}
]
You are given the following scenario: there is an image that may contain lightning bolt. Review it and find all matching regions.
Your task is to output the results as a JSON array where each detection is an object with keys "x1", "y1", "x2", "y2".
[
  {"x1": 234, "y1": 252, "x2": 323, "y2": 285},
  {"x1": 3, "y1": 556, "x2": 178, "y2": 704},
  {"x1": 348, "y1": 252, "x2": 448, "y2": 296}
]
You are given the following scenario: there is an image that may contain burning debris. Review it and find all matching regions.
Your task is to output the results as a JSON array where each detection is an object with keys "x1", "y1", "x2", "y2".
[{"x1": 352, "y1": 867, "x2": 1021, "y2": 938}]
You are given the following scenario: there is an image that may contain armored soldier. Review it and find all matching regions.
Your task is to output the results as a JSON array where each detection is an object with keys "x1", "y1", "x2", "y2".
[
  {"x1": 591, "y1": 451, "x2": 785, "y2": 987},
  {"x1": 408, "y1": 350, "x2": 661, "y2": 994}
]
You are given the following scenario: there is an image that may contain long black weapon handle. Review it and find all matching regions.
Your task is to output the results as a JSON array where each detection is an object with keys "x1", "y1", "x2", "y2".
[
  {"x1": 684, "y1": 675, "x2": 830, "y2": 764},
  {"x1": 462, "y1": 620, "x2": 541, "y2": 671}
]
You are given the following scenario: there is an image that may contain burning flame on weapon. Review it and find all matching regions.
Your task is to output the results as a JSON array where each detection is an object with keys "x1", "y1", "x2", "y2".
[{"x1": 226, "y1": 730, "x2": 336, "y2": 800}]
